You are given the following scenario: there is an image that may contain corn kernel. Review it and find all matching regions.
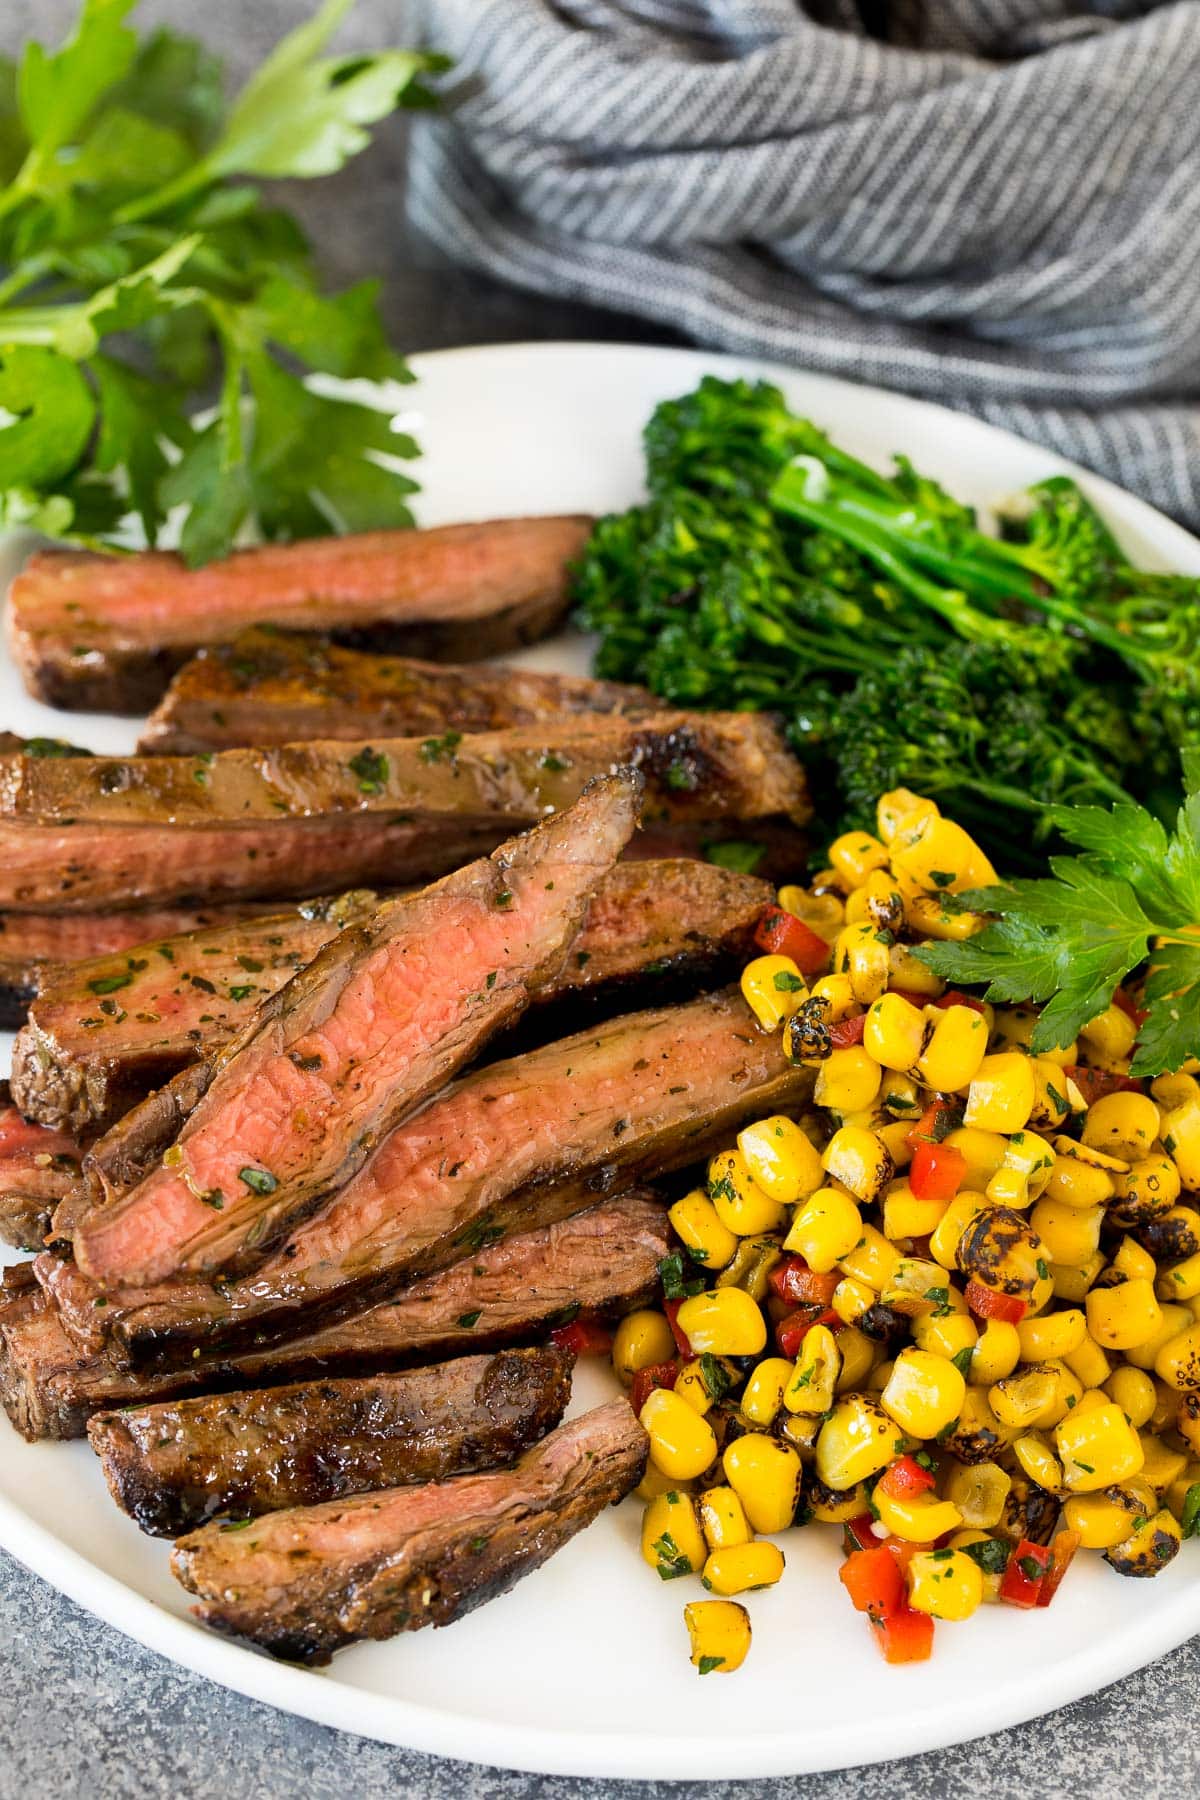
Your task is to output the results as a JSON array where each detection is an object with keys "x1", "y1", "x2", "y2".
[
  {"x1": 1110, "y1": 1155, "x2": 1181, "y2": 1230},
  {"x1": 1104, "y1": 1508, "x2": 1182, "y2": 1577},
  {"x1": 986, "y1": 1130, "x2": 1056, "y2": 1210},
  {"x1": 702, "y1": 1540, "x2": 785, "y2": 1597},
  {"x1": 835, "y1": 1324, "x2": 877, "y2": 1391},
  {"x1": 642, "y1": 1489, "x2": 707, "y2": 1577},
  {"x1": 1013, "y1": 1432, "x2": 1064, "y2": 1493},
  {"x1": 917, "y1": 1006, "x2": 989, "y2": 1094},
  {"x1": 969, "y1": 1319, "x2": 1021, "y2": 1384},
  {"x1": 989, "y1": 1364, "x2": 1059, "y2": 1430},
  {"x1": 1030, "y1": 1196, "x2": 1104, "y2": 1269},
  {"x1": 1138, "y1": 1432, "x2": 1188, "y2": 1496},
  {"x1": 877, "y1": 787, "x2": 933, "y2": 844},
  {"x1": 832, "y1": 1276, "x2": 877, "y2": 1325},
  {"x1": 1112, "y1": 1238, "x2": 1157, "y2": 1284},
  {"x1": 1016, "y1": 1308, "x2": 1087, "y2": 1363},
  {"x1": 929, "y1": 1192, "x2": 988, "y2": 1271},
  {"x1": 875, "y1": 1485, "x2": 965, "y2": 1543},
  {"x1": 837, "y1": 1221, "x2": 901, "y2": 1289},
  {"x1": 714, "y1": 1234, "x2": 782, "y2": 1301},
  {"x1": 784, "y1": 1186, "x2": 863, "y2": 1272},
  {"x1": 722, "y1": 1433, "x2": 803, "y2": 1533},
  {"x1": 677, "y1": 1287, "x2": 768, "y2": 1359},
  {"x1": 1154, "y1": 1321, "x2": 1200, "y2": 1390},
  {"x1": 943, "y1": 1388, "x2": 1013, "y2": 1462},
  {"x1": 737, "y1": 1115, "x2": 824, "y2": 1206},
  {"x1": 829, "y1": 830, "x2": 889, "y2": 887},
  {"x1": 940, "y1": 1128, "x2": 1007, "y2": 1190},
  {"x1": 913, "y1": 1309, "x2": 978, "y2": 1362},
  {"x1": 880, "y1": 1256, "x2": 957, "y2": 1319},
  {"x1": 778, "y1": 885, "x2": 844, "y2": 942},
  {"x1": 815, "y1": 1047, "x2": 883, "y2": 1115},
  {"x1": 1078, "y1": 1003, "x2": 1138, "y2": 1069},
  {"x1": 888, "y1": 943, "x2": 945, "y2": 998},
  {"x1": 740, "y1": 1357, "x2": 793, "y2": 1428},
  {"x1": 697, "y1": 1485, "x2": 753, "y2": 1552},
  {"x1": 880, "y1": 1347, "x2": 966, "y2": 1439},
  {"x1": 1064, "y1": 1333, "x2": 1113, "y2": 1389},
  {"x1": 883, "y1": 1183, "x2": 950, "y2": 1243},
  {"x1": 784, "y1": 1323, "x2": 840, "y2": 1415},
  {"x1": 964, "y1": 1054, "x2": 1036, "y2": 1133},
  {"x1": 674, "y1": 1360, "x2": 715, "y2": 1416},
  {"x1": 890, "y1": 810, "x2": 997, "y2": 894},
  {"x1": 808, "y1": 973, "x2": 857, "y2": 1023},
  {"x1": 907, "y1": 893, "x2": 985, "y2": 941},
  {"x1": 1157, "y1": 1249, "x2": 1200, "y2": 1302},
  {"x1": 833, "y1": 923, "x2": 892, "y2": 1006},
  {"x1": 707, "y1": 1148, "x2": 786, "y2": 1238},
  {"x1": 1051, "y1": 1254, "x2": 1107, "y2": 1303},
  {"x1": 636, "y1": 1462, "x2": 685, "y2": 1502},
  {"x1": 612, "y1": 1309, "x2": 677, "y2": 1384},
  {"x1": 1082, "y1": 1091, "x2": 1161, "y2": 1162},
  {"x1": 684, "y1": 1599, "x2": 751, "y2": 1674},
  {"x1": 944, "y1": 1460, "x2": 1011, "y2": 1529},
  {"x1": 1056, "y1": 1399, "x2": 1145, "y2": 1491},
  {"x1": 821, "y1": 1125, "x2": 893, "y2": 1203},
  {"x1": 864, "y1": 992, "x2": 928, "y2": 1073},
  {"x1": 1087, "y1": 1278, "x2": 1163, "y2": 1351},
  {"x1": 1063, "y1": 1489, "x2": 1143, "y2": 1549},
  {"x1": 1176, "y1": 1393, "x2": 1200, "y2": 1458},
  {"x1": 668, "y1": 1189, "x2": 738, "y2": 1272},
  {"x1": 815, "y1": 1394, "x2": 897, "y2": 1491},
  {"x1": 741, "y1": 954, "x2": 807, "y2": 1032},
  {"x1": 1028, "y1": 1060, "x2": 1074, "y2": 1130},
  {"x1": 1159, "y1": 1092, "x2": 1200, "y2": 1190},
  {"x1": 1044, "y1": 1146, "x2": 1117, "y2": 1210},
  {"x1": 777, "y1": 1412, "x2": 822, "y2": 1455},
  {"x1": 806, "y1": 1478, "x2": 868, "y2": 1522},
  {"x1": 906, "y1": 1549, "x2": 983, "y2": 1621},
  {"x1": 641, "y1": 1387, "x2": 719, "y2": 1482}
]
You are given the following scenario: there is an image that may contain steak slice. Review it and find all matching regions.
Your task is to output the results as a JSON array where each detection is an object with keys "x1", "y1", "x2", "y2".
[
  {"x1": 73, "y1": 773, "x2": 640, "y2": 1290},
  {"x1": 14, "y1": 859, "x2": 767, "y2": 1136},
  {"x1": 171, "y1": 1398, "x2": 646, "y2": 1663},
  {"x1": 138, "y1": 629, "x2": 651, "y2": 754},
  {"x1": 88, "y1": 1345, "x2": 573, "y2": 1537},
  {"x1": 79, "y1": 990, "x2": 809, "y2": 1370},
  {"x1": 0, "y1": 712, "x2": 804, "y2": 911},
  {"x1": 0, "y1": 1085, "x2": 83, "y2": 1250},
  {"x1": 5, "y1": 1195, "x2": 667, "y2": 1440},
  {"x1": 9, "y1": 516, "x2": 594, "y2": 714}
]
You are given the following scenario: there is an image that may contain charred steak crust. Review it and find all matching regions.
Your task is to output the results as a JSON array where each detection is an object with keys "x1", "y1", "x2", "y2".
[
  {"x1": 170, "y1": 1399, "x2": 647, "y2": 1664},
  {"x1": 8, "y1": 516, "x2": 595, "y2": 714},
  {"x1": 87, "y1": 1345, "x2": 573, "y2": 1537}
]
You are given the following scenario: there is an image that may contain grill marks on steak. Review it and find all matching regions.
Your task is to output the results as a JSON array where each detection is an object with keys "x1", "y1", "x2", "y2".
[
  {"x1": 0, "y1": 1086, "x2": 83, "y2": 1250},
  {"x1": 171, "y1": 1398, "x2": 647, "y2": 1664},
  {"x1": 139, "y1": 629, "x2": 651, "y2": 754},
  {"x1": 9, "y1": 516, "x2": 594, "y2": 713},
  {"x1": 5, "y1": 1196, "x2": 668, "y2": 1440},
  {"x1": 0, "y1": 713, "x2": 804, "y2": 912},
  {"x1": 88, "y1": 1345, "x2": 573, "y2": 1537},
  {"x1": 82, "y1": 991, "x2": 809, "y2": 1370},
  {"x1": 72, "y1": 775, "x2": 640, "y2": 1291},
  {"x1": 14, "y1": 860, "x2": 768, "y2": 1136}
]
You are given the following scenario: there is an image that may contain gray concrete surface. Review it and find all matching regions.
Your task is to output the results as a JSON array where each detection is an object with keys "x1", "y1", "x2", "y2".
[{"x1": 0, "y1": 4, "x2": 1195, "y2": 1794}]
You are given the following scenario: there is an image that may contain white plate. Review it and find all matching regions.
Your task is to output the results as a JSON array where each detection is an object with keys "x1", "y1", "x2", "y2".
[{"x1": 2, "y1": 342, "x2": 1200, "y2": 1780}]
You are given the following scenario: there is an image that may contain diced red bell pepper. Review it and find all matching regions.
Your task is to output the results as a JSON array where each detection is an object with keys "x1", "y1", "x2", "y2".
[
  {"x1": 629, "y1": 1360, "x2": 679, "y2": 1414},
  {"x1": 909, "y1": 1140, "x2": 967, "y2": 1202},
  {"x1": 839, "y1": 1547, "x2": 906, "y2": 1618},
  {"x1": 1036, "y1": 1530, "x2": 1081, "y2": 1607},
  {"x1": 1112, "y1": 988, "x2": 1149, "y2": 1029},
  {"x1": 877, "y1": 1455, "x2": 936, "y2": 1502},
  {"x1": 964, "y1": 1278, "x2": 1027, "y2": 1324},
  {"x1": 828, "y1": 1012, "x2": 867, "y2": 1048},
  {"x1": 662, "y1": 1297, "x2": 694, "y2": 1359},
  {"x1": 880, "y1": 1535, "x2": 922, "y2": 1574},
  {"x1": 871, "y1": 1604, "x2": 935, "y2": 1664},
  {"x1": 887, "y1": 988, "x2": 932, "y2": 1009},
  {"x1": 776, "y1": 1304, "x2": 840, "y2": 1358},
  {"x1": 843, "y1": 1514, "x2": 879, "y2": 1555},
  {"x1": 754, "y1": 905, "x2": 830, "y2": 978},
  {"x1": 933, "y1": 989, "x2": 988, "y2": 1016},
  {"x1": 999, "y1": 1538, "x2": 1054, "y2": 1609},
  {"x1": 768, "y1": 1256, "x2": 840, "y2": 1309},
  {"x1": 550, "y1": 1317, "x2": 613, "y2": 1357},
  {"x1": 1062, "y1": 1064, "x2": 1145, "y2": 1106},
  {"x1": 905, "y1": 1099, "x2": 963, "y2": 1151}
]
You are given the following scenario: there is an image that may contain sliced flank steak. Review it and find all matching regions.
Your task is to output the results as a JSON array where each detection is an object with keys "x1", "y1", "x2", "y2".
[{"x1": 0, "y1": 1086, "x2": 83, "y2": 1251}]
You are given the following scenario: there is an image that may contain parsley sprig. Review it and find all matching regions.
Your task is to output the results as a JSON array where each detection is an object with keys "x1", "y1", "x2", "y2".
[{"x1": 917, "y1": 752, "x2": 1200, "y2": 1075}]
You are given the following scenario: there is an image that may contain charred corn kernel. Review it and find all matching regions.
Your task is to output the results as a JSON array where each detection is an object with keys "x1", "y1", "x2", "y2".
[
  {"x1": 1013, "y1": 1432, "x2": 1064, "y2": 1493},
  {"x1": 702, "y1": 1541, "x2": 784, "y2": 1597},
  {"x1": 612, "y1": 1309, "x2": 678, "y2": 1383},
  {"x1": 883, "y1": 1183, "x2": 951, "y2": 1243},
  {"x1": 956, "y1": 1205, "x2": 1044, "y2": 1298},
  {"x1": 641, "y1": 1388, "x2": 720, "y2": 1482},
  {"x1": 821, "y1": 1126, "x2": 892, "y2": 1203},
  {"x1": 777, "y1": 1412, "x2": 822, "y2": 1455},
  {"x1": 907, "y1": 893, "x2": 985, "y2": 941},
  {"x1": 1078, "y1": 1003, "x2": 1138, "y2": 1069},
  {"x1": 1138, "y1": 1432, "x2": 1188, "y2": 1495},
  {"x1": 784, "y1": 1324, "x2": 840, "y2": 1415},
  {"x1": 675, "y1": 1360, "x2": 717, "y2": 1416},
  {"x1": 740, "y1": 1357, "x2": 793, "y2": 1428},
  {"x1": 829, "y1": 830, "x2": 889, "y2": 887},
  {"x1": 906, "y1": 1548, "x2": 984, "y2": 1621},
  {"x1": 877, "y1": 787, "x2": 933, "y2": 844},
  {"x1": 943, "y1": 1387, "x2": 1013, "y2": 1462},
  {"x1": 814, "y1": 1047, "x2": 883, "y2": 1116},
  {"x1": 964, "y1": 1054, "x2": 1036, "y2": 1133},
  {"x1": 1044, "y1": 1147, "x2": 1117, "y2": 1210},
  {"x1": 970, "y1": 1320, "x2": 1021, "y2": 1384},
  {"x1": 1158, "y1": 1249, "x2": 1200, "y2": 1302},
  {"x1": 684, "y1": 1599, "x2": 751, "y2": 1675},
  {"x1": 881, "y1": 1256, "x2": 957, "y2": 1318},
  {"x1": 1124, "y1": 1303, "x2": 1193, "y2": 1372},
  {"x1": 1028, "y1": 1060, "x2": 1074, "y2": 1130},
  {"x1": 880, "y1": 1069, "x2": 923, "y2": 1118},
  {"x1": 944, "y1": 1461, "x2": 1011, "y2": 1529},
  {"x1": 784, "y1": 1187, "x2": 863, "y2": 1272},
  {"x1": 815, "y1": 1394, "x2": 897, "y2": 1491},
  {"x1": 986, "y1": 1130, "x2": 1056, "y2": 1210},
  {"x1": 778, "y1": 885, "x2": 844, "y2": 941},
  {"x1": 1039, "y1": 1360, "x2": 1085, "y2": 1426},
  {"x1": 1064, "y1": 1333, "x2": 1113, "y2": 1389},
  {"x1": 834, "y1": 1325, "x2": 876, "y2": 1392},
  {"x1": 880, "y1": 1347, "x2": 966, "y2": 1438},
  {"x1": 888, "y1": 943, "x2": 945, "y2": 999},
  {"x1": 1063, "y1": 1489, "x2": 1143, "y2": 1549},
  {"x1": 837, "y1": 1221, "x2": 902, "y2": 1289},
  {"x1": 722, "y1": 1433, "x2": 803, "y2": 1533},
  {"x1": 668, "y1": 1190, "x2": 738, "y2": 1272},
  {"x1": 1105, "y1": 1507, "x2": 1182, "y2": 1577},
  {"x1": 707, "y1": 1148, "x2": 786, "y2": 1238},
  {"x1": 737, "y1": 1116, "x2": 824, "y2": 1206},
  {"x1": 832, "y1": 1276, "x2": 877, "y2": 1325},
  {"x1": 875, "y1": 1485, "x2": 964, "y2": 1543},
  {"x1": 808, "y1": 973, "x2": 857, "y2": 1023},
  {"x1": 636, "y1": 1462, "x2": 687, "y2": 1502},
  {"x1": 1056, "y1": 1399, "x2": 1145, "y2": 1491},
  {"x1": 642, "y1": 1488, "x2": 707, "y2": 1577},
  {"x1": 1159, "y1": 1093, "x2": 1200, "y2": 1191},
  {"x1": 1155, "y1": 1321, "x2": 1200, "y2": 1390},
  {"x1": 1082, "y1": 1092, "x2": 1161, "y2": 1163},
  {"x1": 806, "y1": 1479, "x2": 868, "y2": 1522},
  {"x1": 916, "y1": 1006, "x2": 989, "y2": 1094},
  {"x1": 741, "y1": 954, "x2": 807, "y2": 1032},
  {"x1": 1111, "y1": 1155, "x2": 1182, "y2": 1230},
  {"x1": 676, "y1": 1287, "x2": 768, "y2": 1360},
  {"x1": 989, "y1": 1365, "x2": 1059, "y2": 1431},
  {"x1": 890, "y1": 809, "x2": 997, "y2": 894},
  {"x1": 1016, "y1": 1308, "x2": 1087, "y2": 1362},
  {"x1": 913, "y1": 1308, "x2": 978, "y2": 1362},
  {"x1": 1087, "y1": 1278, "x2": 1163, "y2": 1351},
  {"x1": 1112, "y1": 1238, "x2": 1157, "y2": 1284},
  {"x1": 714, "y1": 1234, "x2": 782, "y2": 1302},
  {"x1": 1030, "y1": 1196, "x2": 1104, "y2": 1269},
  {"x1": 833, "y1": 923, "x2": 892, "y2": 1006},
  {"x1": 698, "y1": 1485, "x2": 753, "y2": 1552},
  {"x1": 1051, "y1": 1254, "x2": 1107, "y2": 1304},
  {"x1": 929, "y1": 1192, "x2": 988, "y2": 1271},
  {"x1": 864, "y1": 992, "x2": 927, "y2": 1072}
]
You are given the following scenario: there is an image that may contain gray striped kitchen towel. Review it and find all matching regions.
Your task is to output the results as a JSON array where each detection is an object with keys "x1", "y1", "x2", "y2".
[{"x1": 407, "y1": 0, "x2": 1200, "y2": 525}]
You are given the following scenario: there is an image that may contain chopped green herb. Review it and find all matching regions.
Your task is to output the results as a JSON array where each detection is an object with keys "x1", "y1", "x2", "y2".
[
  {"x1": 348, "y1": 746, "x2": 389, "y2": 794},
  {"x1": 238, "y1": 1166, "x2": 277, "y2": 1196},
  {"x1": 697, "y1": 1655, "x2": 725, "y2": 1675},
  {"x1": 87, "y1": 972, "x2": 131, "y2": 996}
]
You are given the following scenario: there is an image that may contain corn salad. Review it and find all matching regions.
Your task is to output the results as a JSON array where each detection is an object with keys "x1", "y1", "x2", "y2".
[{"x1": 607, "y1": 788, "x2": 1200, "y2": 1673}]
